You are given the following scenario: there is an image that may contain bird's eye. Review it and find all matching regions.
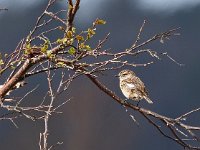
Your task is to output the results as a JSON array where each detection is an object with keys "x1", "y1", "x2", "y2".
[{"x1": 122, "y1": 73, "x2": 127, "y2": 76}]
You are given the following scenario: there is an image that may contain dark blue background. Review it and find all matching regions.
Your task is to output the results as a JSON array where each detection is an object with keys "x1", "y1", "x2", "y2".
[{"x1": 0, "y1": 0, "x2": 200, "y2": 149}]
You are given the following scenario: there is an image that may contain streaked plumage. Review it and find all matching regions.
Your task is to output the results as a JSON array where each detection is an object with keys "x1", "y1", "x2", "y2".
[{"x1": 117, "y1": 70, "x2": 153, "y2": 104}]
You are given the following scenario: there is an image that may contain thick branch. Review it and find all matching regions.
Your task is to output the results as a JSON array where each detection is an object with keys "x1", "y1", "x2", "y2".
[
  {"x1": 66, "y1": 0, "x2": 80, "y2": 32},
  {"x1": 0, "y1": 59, "x2": 32, "y2": 102}
]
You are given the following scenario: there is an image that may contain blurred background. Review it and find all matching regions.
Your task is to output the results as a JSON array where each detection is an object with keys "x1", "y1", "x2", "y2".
[{"x1": 0, "y1": 0, "x2": 200, "y2": 149}]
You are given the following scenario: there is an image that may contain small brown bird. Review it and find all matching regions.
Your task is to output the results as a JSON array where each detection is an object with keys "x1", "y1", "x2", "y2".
[{"x1": 117, "y1": 69, "x2": 153, "y2": 104}]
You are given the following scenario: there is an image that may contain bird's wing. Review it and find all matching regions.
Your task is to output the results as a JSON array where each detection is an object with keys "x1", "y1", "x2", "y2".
[
  {"x1": 128, "y1": 77, "x2": 149, "y2": 95},
  {"x1": 134, "y1": 77, "x2": 149, "y2": 96},
  {"x1": 132, "y1": 77, "x2": 145, "y2": 89},
  {"x1": 124, "y1": 77, "x2": 142, "y2": 88},
  {"x1": 126, "y1": 83, "x2": 136, "y2": 88}
]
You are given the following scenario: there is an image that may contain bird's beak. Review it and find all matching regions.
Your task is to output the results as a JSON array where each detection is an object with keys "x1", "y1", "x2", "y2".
[{"x1": 115, "y1": 74, "x2": 119, "y2": 77}]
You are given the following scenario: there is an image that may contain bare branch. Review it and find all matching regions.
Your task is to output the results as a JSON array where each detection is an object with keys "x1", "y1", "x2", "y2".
[
  {"x1": 66, "y1": 0, "x2": 80, "y2": 32},
  {"x1": 85, "y1": 73, "x2": 200, "y2": 149}
]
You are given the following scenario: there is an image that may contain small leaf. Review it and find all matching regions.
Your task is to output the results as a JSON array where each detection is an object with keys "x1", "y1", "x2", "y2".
[
  {"x1": 26, "y1": 43, "x2": 31, "y2": 49},
  {"x1": 67, "y1": 38, "x2": 74, "y2": 45},
  {"x1": 76, "y1": 35, "x2": 84, "y2": 41},
  {"x1": 47, "y1": 51, "x2": 55, "y2": 59},
  {"x1": 57, "y1": 62, "x2": 66, "y2": 67},
  {"x1": 68, "y1": 47, "x2": 76, "y2": 55},
  {"x1": 0, "y1": 59, "x2": 4, "y2": 65},
  {"x1": 41, "y1": 40, "x2": 49, "y2": 53},
  {"x1": 24, "y1": 49, "x2": 31, "y2": 55},
  {"x1": 56, "y1": 38, "x2": 63, "y2": 44},
  {"x1": 85, "y1": 45, "x2": 91, "y2": 50},
  {"x1": 4, "y1": 53, "x2": 8, "y2": 57},
  {"x1": 47, "y1": 51, "x2": 52, "y2": 57},
  {"x1": 63, "y1": 38, "x2": 68, "y2": 43},
  {"x1": 58, "y1": 26, "x2": 65, "y2": 31},
  {"x1": 66, "y1": 31, "x2": 73, "y2": 38},
  {"x1": 94, "y1": 19, "x2": 106, "y2": 25},
  {"x1": 79, "y1": 43, "x2": 85, "y2": 49},
  {"x1": 87, "y1": 28, "x2": 96, "y2": 40},
  {"x1": 41, "y1": 45, "x2": 48, "y2": 53},
  {"x1": 88, "y1": 28, "x2": 96, "y2": 35},
  {"x1": 72, "y1": 27, "x2": 76, "y2": 33}
]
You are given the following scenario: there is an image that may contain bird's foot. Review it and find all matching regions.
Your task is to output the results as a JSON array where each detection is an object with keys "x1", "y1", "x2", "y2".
[
  {"x1": 136, "y1": 101, "x2": 140, "y2": 107},
  {"x1": 121, "y1": 99, "x2": 128, "y2": 105}
]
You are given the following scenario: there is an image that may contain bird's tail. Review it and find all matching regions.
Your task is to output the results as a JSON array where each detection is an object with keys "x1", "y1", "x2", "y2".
[{"x1": 144, "y1": 96, "x2": 153, "y2": 104}]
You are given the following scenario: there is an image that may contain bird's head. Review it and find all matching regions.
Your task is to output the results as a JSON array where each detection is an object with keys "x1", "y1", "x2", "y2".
[{"x1": 116, "y1": 70, "x2": 136, "y2": 80}]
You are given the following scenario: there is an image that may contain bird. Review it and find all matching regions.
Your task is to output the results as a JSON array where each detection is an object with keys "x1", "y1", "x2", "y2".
[{"x1": 116, "y1": 69, "x2": 153, "y2": 104}]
